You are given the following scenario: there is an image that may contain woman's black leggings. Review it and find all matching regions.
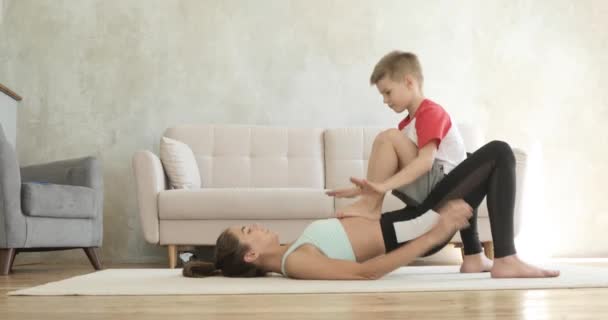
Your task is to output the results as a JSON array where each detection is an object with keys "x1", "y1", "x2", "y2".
[{"x1": 380, "y1": 140, "x2": 517, "y2": 259}]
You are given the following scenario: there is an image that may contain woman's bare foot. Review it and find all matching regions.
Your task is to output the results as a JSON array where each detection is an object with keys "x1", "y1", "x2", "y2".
[
  {"x1": 336, "y1": 195, "x2": 383, "y2": 220},
  {"x1": 460, "y1": 253, "x2": 493, "y2": 273},
  {"x1": 490, "y1": 255, "x2": 560, "y2": 278}
]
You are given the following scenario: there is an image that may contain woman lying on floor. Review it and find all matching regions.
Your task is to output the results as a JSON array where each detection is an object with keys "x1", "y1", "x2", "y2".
[{"x1": 183, "y1": 141, "x2": 559, "y2": 280}]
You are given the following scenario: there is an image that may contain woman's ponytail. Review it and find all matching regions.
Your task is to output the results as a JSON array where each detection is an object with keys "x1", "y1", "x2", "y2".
[{"x1": 182, "y1": 260, "x2": 222, "y2": 277}]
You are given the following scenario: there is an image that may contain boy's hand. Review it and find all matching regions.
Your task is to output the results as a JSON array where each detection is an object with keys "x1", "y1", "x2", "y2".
[
  {"x1": 325, "y1": 187, "x2": 361, "y2": 198},
  {"x1": 348, "y1": 177, "x2": 387, "y2": 196}
]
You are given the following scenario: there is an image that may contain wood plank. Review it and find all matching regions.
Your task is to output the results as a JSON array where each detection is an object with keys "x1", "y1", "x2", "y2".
[{"x1": 2, "y1": 262, "x2": 608, "y2": 319}]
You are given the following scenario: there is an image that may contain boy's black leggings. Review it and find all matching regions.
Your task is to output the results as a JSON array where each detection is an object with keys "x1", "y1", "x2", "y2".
[{"x1": 380, "y1": 140, "x2": 517, "y2": 259}]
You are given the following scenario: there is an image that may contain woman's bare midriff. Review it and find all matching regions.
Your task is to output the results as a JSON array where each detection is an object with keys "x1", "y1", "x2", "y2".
[
  {"x1": 338, "y1": 217, "x2": 386, "y2": 262},
  {"x1": 285, "y1": 217, "x2": 387, "y2": 263}
]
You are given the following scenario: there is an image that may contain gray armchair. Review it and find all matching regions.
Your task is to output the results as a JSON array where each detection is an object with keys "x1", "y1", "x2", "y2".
[{"x1": 0, "y1": 124, "x2": 103, "y2": 275}]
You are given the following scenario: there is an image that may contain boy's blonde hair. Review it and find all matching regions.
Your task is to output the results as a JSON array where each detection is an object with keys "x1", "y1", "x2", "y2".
[{"x1": 370, "y1": 51, "x2": 424, "y2": 88}]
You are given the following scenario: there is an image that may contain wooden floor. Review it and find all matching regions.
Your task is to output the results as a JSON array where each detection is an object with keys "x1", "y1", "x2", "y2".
[{"x1": 2, "y1": 262, "x2": 608, "y2": 320}]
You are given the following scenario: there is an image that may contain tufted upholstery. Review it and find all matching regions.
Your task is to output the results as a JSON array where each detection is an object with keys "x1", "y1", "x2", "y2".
[{"x1": 163, "y1": 125, "x2": 325, "y2": 188}]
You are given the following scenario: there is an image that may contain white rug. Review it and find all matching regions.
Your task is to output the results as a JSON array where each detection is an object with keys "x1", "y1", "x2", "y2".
[{"x1": 9, "y1": 264, "x2": 608, "y2": 296}]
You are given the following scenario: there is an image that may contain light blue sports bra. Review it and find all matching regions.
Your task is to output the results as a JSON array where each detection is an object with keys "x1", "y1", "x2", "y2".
[{"x1": 280, "y1": 218, "x2": 356, "y2": 277}]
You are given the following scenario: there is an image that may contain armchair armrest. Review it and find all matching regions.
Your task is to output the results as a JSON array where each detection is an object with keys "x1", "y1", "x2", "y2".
[
  {"x1": 20, "y1": 156, "x2": 104, "y2": 223},
  {"x1": 20, "y1": 156, "x2": 103, "y2": 190},
  {"x1": 132, "y1": 150, "x2": 168, "y2": 244}
]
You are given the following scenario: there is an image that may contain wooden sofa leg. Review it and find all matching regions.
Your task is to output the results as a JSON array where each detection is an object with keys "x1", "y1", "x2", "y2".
[
  {"x1": 84, "y1": 247, "x2": 103, "y2": 270},
  {"x1": 168, "y1": 245, "x2": 177, "y2": 269},
  {"x1": 453, "y1": 243, "x2": 465, "y2": 260},
  {"x1": 1, "y1": 248, "x2": 16, "y2": 275},
  {"x1": 482, "y1": 242, "x2": 495, "y2": 260}
]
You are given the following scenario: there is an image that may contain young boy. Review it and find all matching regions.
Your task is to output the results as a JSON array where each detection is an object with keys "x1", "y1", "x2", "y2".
[
  {"x1": 327, "y1": 51, "x2": 468, "y2": 219},
  {"x1": 326, "y1": 51, "x2": 497, "y2": 272}
]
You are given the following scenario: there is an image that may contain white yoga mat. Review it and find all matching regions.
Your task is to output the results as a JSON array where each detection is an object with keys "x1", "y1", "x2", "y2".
[{"x1": 9, "y1": 264, "x2": 608, "y2": 296}]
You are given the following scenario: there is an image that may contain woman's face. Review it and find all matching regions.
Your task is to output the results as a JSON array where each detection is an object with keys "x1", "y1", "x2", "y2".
[{"x1": 229, "y1": 223, "x2": 280, "y2": 256}]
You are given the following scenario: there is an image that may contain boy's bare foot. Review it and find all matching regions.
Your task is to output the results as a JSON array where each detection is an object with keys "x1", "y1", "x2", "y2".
[
  {"x1": 336, "y1": 195, "x2": 383, "y2": 220},
  {"x1": 326, "y1": 187, "x2": 361, "y2": 199},
  {"x1": 460, "y1": 253, "x2": 493, "y2": 273},
  {"x1": 490, "y1": 255, "x2": 560, "y2": 278}
]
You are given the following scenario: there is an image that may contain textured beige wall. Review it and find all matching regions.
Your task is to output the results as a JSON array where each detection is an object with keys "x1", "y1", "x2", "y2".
[{"x1": 1, "y1": 0, "x2": 607, "y2": 264}]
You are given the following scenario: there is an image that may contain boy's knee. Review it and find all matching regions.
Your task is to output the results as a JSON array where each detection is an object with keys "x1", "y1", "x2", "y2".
[
  {"x1": 379, "y1": 128, "x2": 403, "y2": 143},
  {"x1": 375, "y1": 129, "x2": 398, "y2": 144}
]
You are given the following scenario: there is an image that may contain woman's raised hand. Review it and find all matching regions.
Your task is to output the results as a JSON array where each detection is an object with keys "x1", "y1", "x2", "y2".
[{"x1": 431, "y1": 199, "x2": 473, "y2": 242}]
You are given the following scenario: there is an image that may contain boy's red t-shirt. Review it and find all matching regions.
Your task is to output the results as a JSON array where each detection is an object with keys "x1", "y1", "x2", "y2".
[{"x1": 397, "y1": 99, "x2": 466, "y2": 174}]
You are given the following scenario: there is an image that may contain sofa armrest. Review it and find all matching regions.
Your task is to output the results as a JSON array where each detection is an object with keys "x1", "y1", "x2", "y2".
[
  {"x1": 132, "y1": 150, "x2": 167, "y2": 244},
  {"x1": 512, "y1": 147, "x2": 528, "y2": 238}
]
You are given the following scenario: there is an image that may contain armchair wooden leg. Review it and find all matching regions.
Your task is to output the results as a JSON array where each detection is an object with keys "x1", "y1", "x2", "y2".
[
  {"x1": 482, "y1": 242, "x2": 495, "y2": 260},
  {"x1": 1, "y1": 248, "x2": 16, "y2": 275},
  {"x1": 9, "y1": 249, "x2": 16, "y2": 272},
  {"x1": 83, "y1": 247, "x2": 103, "y2": 270},
  {"x1": 168, "y1": 245, "x2": 177, "y2": 269}
]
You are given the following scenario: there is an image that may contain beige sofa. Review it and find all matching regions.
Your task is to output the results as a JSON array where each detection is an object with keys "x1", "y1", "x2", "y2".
[{"x1": 132, "y1": 124, "x2": 527, "y2": 268}]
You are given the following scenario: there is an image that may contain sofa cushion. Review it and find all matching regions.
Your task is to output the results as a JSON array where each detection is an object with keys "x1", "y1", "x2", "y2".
[
  {"x1": 21, "y1": 182, "x2": 96, "y2": 219},
  {"x1": 163, "y1": 125, "x2": 325, "y2": 188},
  {"x1": 160, "y1": 137, "x2": 201, "y2": 189},
  {"x1": 158, "y1": 188, "x2": 334, "y2": 220}
]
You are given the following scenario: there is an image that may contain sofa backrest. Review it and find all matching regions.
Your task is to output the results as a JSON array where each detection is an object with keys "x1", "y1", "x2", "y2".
[
  {"x1": 163, "y1": 125, "x2": 325, "y2": 188},
  {"x1": 323, "y1": 127, "x2": 384, "y2": 191},
  {"x1": 162, "y1": 123, "x2": 481, "y2": 190}
]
